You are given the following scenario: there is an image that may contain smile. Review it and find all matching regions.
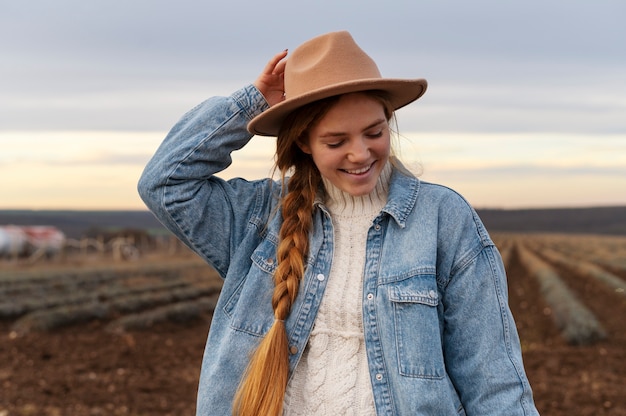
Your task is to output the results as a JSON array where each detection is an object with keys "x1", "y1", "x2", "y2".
[{"x1": 343, "y1": 162, "x2": 374, "y2": 175}]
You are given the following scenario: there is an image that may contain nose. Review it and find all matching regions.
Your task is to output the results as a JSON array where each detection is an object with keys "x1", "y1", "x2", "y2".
[{"x1": 346, "y1": 138, "x2": 370, "y2": 163}]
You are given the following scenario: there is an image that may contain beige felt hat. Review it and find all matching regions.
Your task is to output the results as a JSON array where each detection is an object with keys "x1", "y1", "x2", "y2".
[{"x1": 247, "y1": 31, "x2": 428, "y2": 137}]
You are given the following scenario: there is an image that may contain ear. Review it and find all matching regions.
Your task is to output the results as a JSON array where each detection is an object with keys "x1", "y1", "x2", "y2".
[{"x1": 296, "y1": 138, "x2": 312, "y2": 154}]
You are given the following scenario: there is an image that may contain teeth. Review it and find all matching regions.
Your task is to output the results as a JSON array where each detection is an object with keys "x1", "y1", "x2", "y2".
[{"x1": 346, "y1": 165, "x2": 371, "y2": 174}]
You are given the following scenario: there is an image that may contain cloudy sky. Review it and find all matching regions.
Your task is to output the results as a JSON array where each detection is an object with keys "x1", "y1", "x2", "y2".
[{"x1": 1, "y1": 0, "x2": 625, "y2": 210}]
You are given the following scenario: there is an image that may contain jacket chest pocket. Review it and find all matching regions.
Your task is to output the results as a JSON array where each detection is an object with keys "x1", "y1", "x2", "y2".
[
  {"x1": 388, "y1": 275, "x2": 445, "y2": 379},
  {"x1": 222, "y1": 239, "x2": 277, "y2": 337}
]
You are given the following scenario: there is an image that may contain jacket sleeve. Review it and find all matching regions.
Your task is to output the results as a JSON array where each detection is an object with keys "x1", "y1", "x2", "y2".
[
  {"x1": 439, "y1": 199, "x2": 539, "y2": 415},
  {"x1": 137, "y1": 84, "x2": 275, "y2": 277}
]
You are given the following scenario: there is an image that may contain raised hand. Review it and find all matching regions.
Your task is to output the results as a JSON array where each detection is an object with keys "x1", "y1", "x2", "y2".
[{"x1": 253, "y1": 49, "x2": 288, "y2": 107}]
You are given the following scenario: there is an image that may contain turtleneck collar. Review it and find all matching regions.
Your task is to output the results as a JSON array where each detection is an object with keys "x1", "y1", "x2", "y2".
[{"x1": 321, "y1": 161, "x2": 392, "y2": 217}]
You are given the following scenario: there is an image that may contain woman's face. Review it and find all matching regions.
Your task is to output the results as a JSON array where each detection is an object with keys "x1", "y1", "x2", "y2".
[{"x1": 298, "y1": 93, "x2": 391, "y2": 196}]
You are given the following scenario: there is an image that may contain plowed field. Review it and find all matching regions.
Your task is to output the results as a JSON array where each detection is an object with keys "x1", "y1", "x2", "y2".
[{"x1": 1, "y1": 233, "x2": 625, "y2": 416}]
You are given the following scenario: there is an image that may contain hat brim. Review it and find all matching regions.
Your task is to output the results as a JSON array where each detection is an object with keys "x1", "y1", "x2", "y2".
[{"x1": 247, "y1": 78, "x2": 427, "y2": 137}]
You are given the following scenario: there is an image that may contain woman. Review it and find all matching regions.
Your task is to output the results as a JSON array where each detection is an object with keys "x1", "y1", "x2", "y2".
[{"x1": 139, "y1": 31, "x2": 539, "y2": 416}]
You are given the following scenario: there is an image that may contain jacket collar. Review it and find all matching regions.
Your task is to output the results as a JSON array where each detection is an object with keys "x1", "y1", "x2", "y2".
[{"x1": 382, "y1": 164, "x2": 420, "y2": 228}]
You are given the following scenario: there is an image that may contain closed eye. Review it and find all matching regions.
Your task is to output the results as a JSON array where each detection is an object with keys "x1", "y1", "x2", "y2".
[
  {"x1": 366, "y1": 130, "x2": 384, "y2": 139},
  {"x1": 326, "y1": 140, "x2": 345, "y2": 149}
]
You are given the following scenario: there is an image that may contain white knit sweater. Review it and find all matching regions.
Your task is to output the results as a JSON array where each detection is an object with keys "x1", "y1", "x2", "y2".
[{"x1": 283, "y1": 163, "x2": 391, "y2": 416}]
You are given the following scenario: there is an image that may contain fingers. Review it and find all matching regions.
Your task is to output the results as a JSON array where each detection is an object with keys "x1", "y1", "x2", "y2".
[
  {"x1": 273, "y1": 50, "x2": 288, "y2": 75},
  {"x1": 263, "y1": 49, "x2": 288, "y2": 75}
]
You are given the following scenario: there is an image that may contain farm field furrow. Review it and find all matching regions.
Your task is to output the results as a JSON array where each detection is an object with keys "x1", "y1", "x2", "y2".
[{"x1": 516, "y1": 242, "x2": 606, "y2": 345}]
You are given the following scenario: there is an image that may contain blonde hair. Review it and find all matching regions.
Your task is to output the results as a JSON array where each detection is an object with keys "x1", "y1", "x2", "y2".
[{"x1": 233, "y1": 91, "x2": 393, "y2": 416}]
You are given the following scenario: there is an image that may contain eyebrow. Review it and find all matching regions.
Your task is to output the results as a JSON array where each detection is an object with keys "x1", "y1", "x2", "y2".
[{"x1": 318, "y1": 118, "x2": 387, "y2": 138}]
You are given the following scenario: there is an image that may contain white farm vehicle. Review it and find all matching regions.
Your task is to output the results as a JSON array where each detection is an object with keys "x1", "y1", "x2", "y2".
[{"x1": 0, "y1": 225, "x2": 66, "y2": 262}]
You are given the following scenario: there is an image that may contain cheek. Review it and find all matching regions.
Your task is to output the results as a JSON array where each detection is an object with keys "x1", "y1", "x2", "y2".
[
  {"x1": 309, "y1": 147, "x2": 345, "y2": 177},
  {"x1": 311, "y1": 150, "x2": 336, "y2": 173},
  {"x1": 373, "y1": 136, "x2": 391, "y2": 156}
]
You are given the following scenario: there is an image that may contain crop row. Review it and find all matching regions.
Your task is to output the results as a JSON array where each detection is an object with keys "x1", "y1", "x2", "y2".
[
  {"x1": 106, "y1": 296, "x2": 219, "y2": 332},
  {"x1": 0, "y1": 262, "x2": 209, "y2": 296},
  {"x1": 1, "y1": 259, "x2": 223, "y2": 335},
  {"x1": 0, "y1": 279, "x2": 192, "y2": 319},
  {"x1": 10, "y1": 280, "x2": 223, "y2": 335},
  {"x1": 515, "y1": 243, "x2": 606, "y2": 345},
  {"x1": 496, "y1": 231, "x2": 626, "y2": 346},
  {"x1": 507, "y1": 233, "x2": 626, "y2": 272},
  {"x1": 540, "y1": 248, "x2": 625, "y2": 296}
]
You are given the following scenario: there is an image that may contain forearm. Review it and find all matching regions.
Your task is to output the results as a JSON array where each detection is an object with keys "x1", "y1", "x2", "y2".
[{"x1": 138, "y1": 84, "x2": 268, "y2": 205}]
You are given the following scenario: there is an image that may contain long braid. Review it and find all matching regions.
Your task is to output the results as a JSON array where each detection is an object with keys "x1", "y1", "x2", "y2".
[
  {"x1": 233, "y1": 91, "x2": 392, "y2": 416},
  {"x1": 232, "y1": 102, "x2": 325, "y2": 416}
]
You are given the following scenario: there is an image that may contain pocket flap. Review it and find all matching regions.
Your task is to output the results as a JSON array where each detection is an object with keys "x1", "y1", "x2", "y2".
[
  {"x1": 390, "y1": 286, "x2": 439, "y2": 306},
  {"x1": 250, "y1": 239, "x2": 278, "y2": 274}
]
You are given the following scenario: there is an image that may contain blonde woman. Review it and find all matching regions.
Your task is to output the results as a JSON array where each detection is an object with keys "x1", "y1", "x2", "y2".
[{"x1": 139, "y1": 31, "x2": 539, "y2": 416}]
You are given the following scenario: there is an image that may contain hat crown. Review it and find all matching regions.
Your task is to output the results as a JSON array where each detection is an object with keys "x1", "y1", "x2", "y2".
[{"x1": 284, "y1": 31, "x2": 382, "y2": 99}]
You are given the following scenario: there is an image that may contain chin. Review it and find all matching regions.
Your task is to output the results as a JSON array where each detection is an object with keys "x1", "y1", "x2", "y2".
[{"x1": 345, "y1": 184, "x2": 376, "y2": 197}]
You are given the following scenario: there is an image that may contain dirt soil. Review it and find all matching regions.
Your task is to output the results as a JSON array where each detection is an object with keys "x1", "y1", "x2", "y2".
[{"x1": 1, "y1": 250, "x2": 625, "y2": 416}]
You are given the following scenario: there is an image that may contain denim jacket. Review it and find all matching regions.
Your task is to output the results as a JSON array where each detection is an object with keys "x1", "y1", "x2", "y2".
[{"x1": 138, "y1": 84, "x2": 539, "y2": 416}]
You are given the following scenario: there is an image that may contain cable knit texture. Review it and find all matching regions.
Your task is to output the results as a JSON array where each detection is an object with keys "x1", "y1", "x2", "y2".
[{"x1": 283, "y1": 163, "x2": 391, "y2": 416}]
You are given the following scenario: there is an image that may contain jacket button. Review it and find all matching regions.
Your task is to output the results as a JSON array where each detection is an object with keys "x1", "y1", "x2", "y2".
[
  {"x1": 316, "y1": 273, "x2": 325, "y2": 281},
  {"x1": 375, "y1": 373, "x2": 383, "y2": 381},
  {"x1": 367, "y1": 293, "x2": 374, "y2": 300},
  {"x1": 290, "y1": 345, "x2": 298, "y2": 355}
]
